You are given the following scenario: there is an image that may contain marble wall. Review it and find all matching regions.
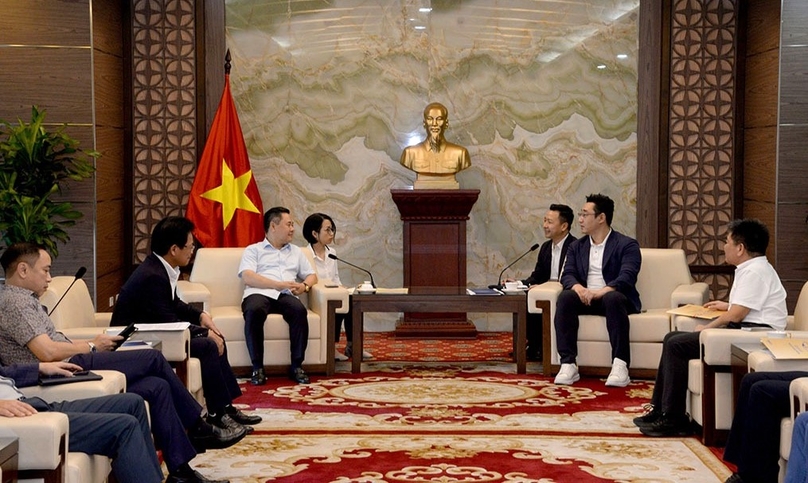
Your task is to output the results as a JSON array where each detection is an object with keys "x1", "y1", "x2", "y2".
[{"x1": 225, "y1": 0, "x2": 639, "y2": 329}]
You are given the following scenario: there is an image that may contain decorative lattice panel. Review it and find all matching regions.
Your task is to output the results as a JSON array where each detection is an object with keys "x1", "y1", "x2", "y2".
[
  {"x1": 130, "y1": 0, "x2": 197, "y2": 262},
  {"x1": 668, "y1": 0, "x2": 738, "y2": 297}
]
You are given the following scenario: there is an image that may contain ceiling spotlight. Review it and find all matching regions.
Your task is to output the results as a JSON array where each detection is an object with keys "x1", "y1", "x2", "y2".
[
  {"x1": 597, "y1": 64, "x2": 607, "y2": 69},
  {"x1": 617, "y1": 54, "x2": 628, "y2": 59},
  {"x1": 418, "y1": 7, "x2": 432, "y2": 13}
]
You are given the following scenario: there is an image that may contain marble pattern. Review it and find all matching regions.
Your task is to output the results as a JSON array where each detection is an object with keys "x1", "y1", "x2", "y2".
[{"x1": 225, "y1": 0, "x2": 639, "y2": 329}]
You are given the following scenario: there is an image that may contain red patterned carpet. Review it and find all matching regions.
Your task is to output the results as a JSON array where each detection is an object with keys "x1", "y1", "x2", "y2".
[
  {"x1": 337, "y1": 331, "x2": 516, "y2": 362},
  {"x1": 188, "y1": 341, "x2": 733, "y2": 483}
]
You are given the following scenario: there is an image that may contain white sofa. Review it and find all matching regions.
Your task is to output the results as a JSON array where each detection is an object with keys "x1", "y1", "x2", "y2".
[
  {"x1": 781, "y1": 377, "x2": 808, "y2": 481},
  {"x1": 42, "y1": 276, "x2": 204, "y2": 405},
  {"x1": 176, "y1": 247, "x2": 349, "y2": 376},
  {"x1": 528, "y1": 248, "x2": 709, "y2": 377},
  {"x1": 7, "y1": 370, "x2": 127, "y2": 483},
  {"x1": 687, "y1": 281, "x2": 808, "y2": 446}
]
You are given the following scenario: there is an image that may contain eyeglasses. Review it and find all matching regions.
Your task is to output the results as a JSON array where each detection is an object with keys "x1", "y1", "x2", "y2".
[
  {"x1": 181, "y1": 242, "x2": 196, "y2": 251},
  {"x1": 322, "y1": 227, "x2": 336, "y2": 234},
  {"x1": 578, "y1": 211, "x2": 597, "y2": 218}
]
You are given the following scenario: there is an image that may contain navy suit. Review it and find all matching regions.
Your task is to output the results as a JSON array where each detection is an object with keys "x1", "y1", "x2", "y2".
[
  {"x1": 0, "y1": 363, "x2": 163, "y2": 483},
  {"x1": 555, "y1": 230, "x2": 641, "y2": 365},
  {"x1": 111, "y1": 253, "x2": 242, "y2": 415},
  {"x1": 521, "y1": 235, "x2": 576, "y2": 353}
]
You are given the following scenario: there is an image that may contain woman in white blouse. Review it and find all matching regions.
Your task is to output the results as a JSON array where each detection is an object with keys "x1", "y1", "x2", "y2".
[{"x1": 303, "y1": 213, "x2": 372, "y2": 361}]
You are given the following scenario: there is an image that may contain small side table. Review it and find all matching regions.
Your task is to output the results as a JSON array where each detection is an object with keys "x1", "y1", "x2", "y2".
[
  {"x1": 731, "y1": 342, "x2": 767, "y2": 404},
  {"x1": 0, "y1": 437, "x2": 19, "y2": 483}
]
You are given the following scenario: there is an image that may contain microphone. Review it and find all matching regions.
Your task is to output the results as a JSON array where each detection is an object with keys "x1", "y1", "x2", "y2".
[
  {"x1": 47, "y1": 267, "x2": 87, "y2": 316},
  {"x1": 328, "y1": 253, "x2": 375, "y2": 288},
  {"x1": 488, "y1": 243, "x2": 540, "y2": 289}
]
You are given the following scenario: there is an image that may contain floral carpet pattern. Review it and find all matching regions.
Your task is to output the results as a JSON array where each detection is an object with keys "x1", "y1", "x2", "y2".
[{"x1": 193, "y1": 363, "x2": 732, "y2": 482}]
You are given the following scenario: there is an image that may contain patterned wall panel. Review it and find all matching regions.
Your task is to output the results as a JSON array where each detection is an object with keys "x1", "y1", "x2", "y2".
[
  {"x1": 668, "y1": 0, "x2": 739, "y2": 300},
  {"x1": 130, "y1": 0, "x2": 197, "y2": 262}
]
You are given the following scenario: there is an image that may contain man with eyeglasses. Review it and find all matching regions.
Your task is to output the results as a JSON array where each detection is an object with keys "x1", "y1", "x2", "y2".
[
  {"x1": 553, "y1": 193, "x2": 642, "y2": 388},
  {"x1": 112, "y1": 216, "x2": 261, "y2": 434},
  {"x1": 239, "y1": 207, "x2": 318, "y2": 385}
]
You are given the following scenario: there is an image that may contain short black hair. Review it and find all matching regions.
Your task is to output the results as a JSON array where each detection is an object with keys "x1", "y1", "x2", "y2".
[
  {"x1": 303, "y1": 213, "x2": 336, "y2": 245},
  {"x1": 263, "y1": 206, "x2": 290, "y2": 233},
  {"x1": 586, "y1": 193, "x2": 615, "y2": 226},
  {"x1": 151, "y1": 216, "x2": 195, "y2": 256},
  {"x1": 549, "y1": 204, "x2": 574, "y2": 229},
  {"x1": 727, "y1": 218, "x2": 769, "y2": 256},
  {"x1": 0, "y1": 242, "x2": 46, "y2": 276}
]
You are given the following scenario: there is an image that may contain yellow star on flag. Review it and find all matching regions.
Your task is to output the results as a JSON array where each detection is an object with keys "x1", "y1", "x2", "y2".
[{"x1": 200, "y1": 159, "x2": 261, "y2": 230}]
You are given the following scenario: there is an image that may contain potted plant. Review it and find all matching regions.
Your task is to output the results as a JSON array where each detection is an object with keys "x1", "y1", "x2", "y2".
[{"x1": 0, "y1": 106, "x2": 97, "y2": 257}]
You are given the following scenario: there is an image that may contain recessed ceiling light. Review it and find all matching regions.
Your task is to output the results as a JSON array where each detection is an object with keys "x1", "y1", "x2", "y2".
[
  {"x1": 419, "y1": 7, "x2": 432, "y2": 13},
  {"x1": 597, "y1": 64, "x2": 607, "y2": 69},
  {"x1": 415, "y1": 25, "x2": 426, "y2": 30},
  {"x1": 617, "y1": 54, "x2": 628, "y2": 59}
]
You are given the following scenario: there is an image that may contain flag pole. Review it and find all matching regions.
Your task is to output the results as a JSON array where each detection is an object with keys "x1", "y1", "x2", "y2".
[{"x1": 225, "y1": 49, "x2": 231, "y2": 75}]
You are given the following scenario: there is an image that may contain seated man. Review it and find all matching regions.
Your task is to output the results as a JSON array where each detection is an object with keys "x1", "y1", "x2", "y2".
[
  {"x1": 240, "y1": 207, "x2": 317, "y2": 385},
  {"x1": 723, "y1": 371, "x2": 808, "y2": 483},
  {"x1": 1, "y1": 361, "x2": 163, "y2": 483},
  {"x1": 0, "y1": 242, "x2": 244, "y2": 483},
  {"x1": 636, "y1": 219, "x2": 787, "y2": 437},
  {"x1": 507, "y1": 203, "x2": 576, "y2": 360},
  {"x1": 111, "y1": 216, "x2": 261, "y2": 431},
  {"x1": 553, "y1": 193, "x2": 641, "y2": 387}
]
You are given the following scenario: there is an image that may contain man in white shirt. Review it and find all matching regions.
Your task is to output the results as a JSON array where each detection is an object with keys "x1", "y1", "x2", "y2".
[
  {"x1": 239, "y1": 207, "x2": 317, "y2": 385},
  {"x1": 553, "y1": 194, "x2": 642, "y2": 388},
  {"x1": 636, "y1": 218, "x2": 787, "y2": 438}
]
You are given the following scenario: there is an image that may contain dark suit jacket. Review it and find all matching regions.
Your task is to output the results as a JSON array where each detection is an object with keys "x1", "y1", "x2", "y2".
[
  {"x1": 560, "y1": 230, "x2": 642, "y2": 312},
  {"x1": 0, "y1": 363, "x2": 38, "y2": 388},
  {"x1": 110, "y1": 253, "x2": 206, "y2": 336},
  {"x1": 522, "y1": 234, "x2": 577, "y2": 286}
]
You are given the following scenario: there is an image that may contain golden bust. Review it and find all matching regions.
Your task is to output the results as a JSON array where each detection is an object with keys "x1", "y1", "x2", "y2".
[{"x1": 400, "y1": 102, "x2": 471, "y2": 189}]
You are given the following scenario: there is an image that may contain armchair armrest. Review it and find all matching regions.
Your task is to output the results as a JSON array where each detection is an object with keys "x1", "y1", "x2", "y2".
[
  {"x1": 309, "y1": 284, "x2": 350, "y2": 315},
  {"x1": 132, "y1": 328, "x2": 191, "y2": 362},
  {"x1": 94, "y1": 312, "x2": 113, "y2": 327},
  {"x1": 527, "y1": 281, "x2": 562, "y2": 313},
  {"x1": 19, "y1": 370, "x2": 127, "y2": 401},
  {"x1": 176, "y1": 281, "x2": 211, "y2": 308},
  {"x1": 700, "y1": 329, "x2": 768, "y2": 365},
  {"x1": 791, "y1": 377, "x2": 808, "y2": 417},
  {"x1": 671, "y1": 282, "x2": 710, "y2": 307},
  {"x1": 1, "y1": 412, "x2": 68, "y2": 471}
]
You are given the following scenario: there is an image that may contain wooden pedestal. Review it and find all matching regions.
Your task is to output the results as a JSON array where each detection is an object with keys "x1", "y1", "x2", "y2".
[{"x1": 391, "y1": 189, "x2": 480, "y2": 338}]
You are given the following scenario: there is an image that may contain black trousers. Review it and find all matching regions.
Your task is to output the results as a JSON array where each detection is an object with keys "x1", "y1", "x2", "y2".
[
  {"x1": 242, "y1": 293, "x2": 309, "y2": 370},
  {"x1": 526, "y1": 312, "x2": 543, "y2": 353},
  {"x1": 724, "y1": 371, "x2": 808, "y2": 483},
  {"x1": 649, "y1": 330, "x2": 700, "y2": 416},
  {"x1": 554, "y1": 289, "x2": 634, "y2": 365},
  {"x1": 190, "y1": 336, "x2": 242, "y2": 413}
]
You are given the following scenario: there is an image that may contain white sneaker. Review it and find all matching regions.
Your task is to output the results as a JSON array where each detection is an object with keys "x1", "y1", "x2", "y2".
[
  {"x1": 362, "y1": 350, "x2": 374, "y2": 359},
  {"x1": 335, "y1": 351, "x2": 349, "y2": 361},
  {"x1": 605, "y1": 358, "x2": 630, "y2": 387},
  {"x1": 554, "y1": 363, "x2": 580, "y2": 385}
]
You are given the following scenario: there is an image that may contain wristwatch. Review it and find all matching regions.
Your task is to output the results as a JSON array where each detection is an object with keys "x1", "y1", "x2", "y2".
[
  {"x1": 302, "y1": 282, "x2": 310, "y2": 293},
  {"x1": 87, "y1": 341, "x2": 97, "y2": 352}
]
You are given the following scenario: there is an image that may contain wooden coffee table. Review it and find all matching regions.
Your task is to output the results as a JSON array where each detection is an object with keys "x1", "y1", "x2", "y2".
[{"x1": 327, "y1": 288, "x2": 527, "y2": 374}]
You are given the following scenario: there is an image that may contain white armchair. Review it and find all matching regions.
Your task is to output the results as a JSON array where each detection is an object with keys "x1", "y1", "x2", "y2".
[
  {"x1": 529, "y1": 248, "x2": 708, "y2": 377},
  {"x1": 687, "y1": 281, "x2": 808, "y2": 446},
  {"x1": 41, "y1": 276, "x2": 203, "y2": 404},
  {"x1": 177, "y1": 247, "x2": 349, "y2": 376},
  {"x1": 7, "y1": 370, "x2": 127, "y2": 483},
  {"x1": 778, "y1": 377, "x2": 808, "y2": 482}
]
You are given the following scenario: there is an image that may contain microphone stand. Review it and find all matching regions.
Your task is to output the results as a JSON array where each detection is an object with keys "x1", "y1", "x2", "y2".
[
  {"x1": 328, "y1": 254, "x2": 376, "y2": 288},
  {"x1": 47, "y1": 267, "x2": 87, "y2": 316},
  {"x1": 488, "y1": 244, "x2": 540, "y2": 289}
]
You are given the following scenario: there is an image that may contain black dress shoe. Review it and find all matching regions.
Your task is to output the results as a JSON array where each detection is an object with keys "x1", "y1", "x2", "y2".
[
  {"x1": 289, "y1": 367, "x2": 310, "y2": 384},
  {"x1": 165, "y1": 469, "x2": 229, "y2": 483},
  {"x1": 633, "y1": 408, "x2": 662, "y2": 428},
  {"x1": 525, "y1": 348, "x2": 542, "y2": 361},
  {"x1": 639, "y1": 414, "x2": 693, "y2": 437},
  {"x1": 250, "y1": 368, "x2": 267, "y2": 386},
  {"x1": 189, "y1": 420, "x2": 247, "y2": 452},
  {"x1": 207, "y1": 413, "x2": 253, "y2": 434},
  {"x1": 226, "y1": 406, "x2": 262, "y2": 425}
]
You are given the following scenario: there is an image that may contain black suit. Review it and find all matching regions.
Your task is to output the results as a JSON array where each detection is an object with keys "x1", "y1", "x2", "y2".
[
  {"x1": 521, "y1": 235, "x2": 576, "y2": 353},
  {"x1": 111, "y1": 253, "x2": 242, "y2": 415}
]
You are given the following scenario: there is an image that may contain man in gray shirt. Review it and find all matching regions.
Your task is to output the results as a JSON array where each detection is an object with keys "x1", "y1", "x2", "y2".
[{"x1": 0, "y1": 361, "x2": 162, "y2": 483}]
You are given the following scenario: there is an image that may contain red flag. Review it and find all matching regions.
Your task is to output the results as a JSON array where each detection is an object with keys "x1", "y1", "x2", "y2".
[{"x1": 186, "y1": 74, "x2": 264, "y2": 247}]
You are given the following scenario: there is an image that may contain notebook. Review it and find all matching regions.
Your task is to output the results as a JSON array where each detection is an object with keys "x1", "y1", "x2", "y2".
[{"x1": 39, "y1": 370, "x2": 103, "y2": 386}]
